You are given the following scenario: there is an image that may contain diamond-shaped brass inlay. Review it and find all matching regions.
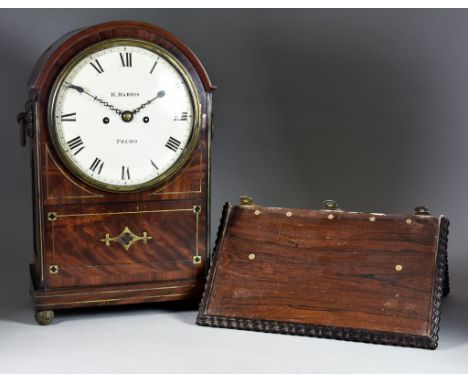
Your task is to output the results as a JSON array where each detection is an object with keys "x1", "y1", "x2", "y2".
[
  {"x1": 49, "y1": 265, "x2": 59, "y2": 274},
  {"x1": 101, "y1": 226, "x2": 152, "y2": 251},
  {"x1": 48, "y1": 212, "x2": 58, "y2": 221}
]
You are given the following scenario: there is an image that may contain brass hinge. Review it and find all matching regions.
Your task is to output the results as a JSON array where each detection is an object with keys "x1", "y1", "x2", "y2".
[{"x1": 240, "y1": 195, "x2": 254, "y2": 206}]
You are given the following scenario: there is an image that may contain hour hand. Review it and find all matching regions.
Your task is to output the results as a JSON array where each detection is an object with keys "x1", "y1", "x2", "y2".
[{"x1": 65, "y1": 82, "x2": 123, "y2": 115}]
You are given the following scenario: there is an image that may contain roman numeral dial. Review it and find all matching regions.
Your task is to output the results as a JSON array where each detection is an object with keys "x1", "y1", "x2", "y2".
[
  {"x1": 90, "y1": 157, "x2": 104, "y2": 174},
  {"x1": 61, "y1": 112, "x2": 76, "y2": 122},
  {"x1": 67, "y1": 136, "x2": 85, "y2": 155},
  {"x1": 165, "y1": 137, "x2": 182, "y2": 152},
  {"x1": 121, "y1": 166, "x2": 131, "y2": 180},
  {"x1": 174, "y1": 112, "x2": 188, "y2": 121},
  {"x1": 90, "y1": 59, "x2": 104, "y2": 74},
  {"x1": 120, "y1": 52, "x2": 132, "y2": 67},
  {"x1": 52, "y1": 42, "x2": 197, "y2": 191}
]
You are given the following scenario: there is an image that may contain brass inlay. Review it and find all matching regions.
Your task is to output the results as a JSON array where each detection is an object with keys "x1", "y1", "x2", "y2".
[
  {"x1": 36, "y1": 293, "x2": 190, "y2": 307},
  {"x1": 254, "y1": 210, "x2": 261, "y2": 216},
  {"x1": 54, "y1": 207, "x2": 193, "y2": 219},
  {"x1": 49, "y1": 207, "x2": 199, "y2": 272},
  {"x1": 193, "y1": 256, "x2": 202, "y2": 264},
  {"x1": 240, "y1": 196, "x2": 254, "y2": 206},
  {"x1": 328, "y1": 214, "x2": 334, "y2": 220},
  {"x1": 395, "y1": 264, "x2": 403, "y2": 272},
  {"x1": 38, "y1": 284, "x2": 200, "y2": 298},
  {"x1": 286, "y1": 211, "x2": 292, "y2": 217},
  {"x1": 101, "y1": 226, "x2": 152, "y2": 251},
  {"x1": 193, "y1": 205, "x2": 201, "y2": 264},
  {"x1": 47, "y1": 212, "x2": 58, "y2": 221},
  {"x1": 248, "y1": 253, "x2": 256, "y2": 260},
  {"x1": 149, "y1": 148, "x2": 203, "y2": 196},
  {"x1": 406, "y1": 218, "x2": 412, "y2": 224},
  {"x1": 45, "y1": 144, "x2": 103, "y2": 199},
  {"x1": 369, "y1": 216, "x2": 376, "y2": 222},
  {"x1": 49, "y1": 265, "x2": 59, "y2": 274},
  {"x1": 34, "y1": 100, "x2": 45, "y2": 283}
]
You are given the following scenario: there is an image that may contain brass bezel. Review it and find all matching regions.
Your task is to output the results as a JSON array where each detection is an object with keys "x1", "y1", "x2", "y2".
[{"x1": 47, "y1": 38, "x2": 201, "y2": 193}]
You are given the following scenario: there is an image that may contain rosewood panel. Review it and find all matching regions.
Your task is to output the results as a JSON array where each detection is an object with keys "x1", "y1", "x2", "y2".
[
  {"x1": 197, "y1": 202, "x2": 450, "y2": 349},
  {"x1": 44, "y1": 199, "x2": 206, "y2": 289}
]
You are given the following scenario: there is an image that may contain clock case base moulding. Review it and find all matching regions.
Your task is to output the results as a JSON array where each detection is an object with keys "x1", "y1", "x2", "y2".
[{"x1": 18, "y1": 21, "x2": 216, "y2": 325}]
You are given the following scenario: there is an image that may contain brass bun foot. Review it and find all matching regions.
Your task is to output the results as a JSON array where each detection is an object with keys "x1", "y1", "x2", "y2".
[{"x1": 35, "y1": 310, "x2": 54, "y2": 325}]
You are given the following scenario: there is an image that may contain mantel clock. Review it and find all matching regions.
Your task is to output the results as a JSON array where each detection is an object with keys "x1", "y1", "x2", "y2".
[{"x1": 18, "y1": 21, "x2": 215, "y2": 325}]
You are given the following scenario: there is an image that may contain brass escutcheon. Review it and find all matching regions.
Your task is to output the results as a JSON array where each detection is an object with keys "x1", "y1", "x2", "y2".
[{"x1": 101, "y1": 226, "x2": 152, "y2": 251}]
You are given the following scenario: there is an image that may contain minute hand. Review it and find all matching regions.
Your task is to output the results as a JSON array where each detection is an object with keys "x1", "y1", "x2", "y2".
[
  {"x1": 132, "y1": 90, "x2": 166, "y2": 114},
  {"x1": 65, "y1": 82, "x2": 124, "y2": 115}
]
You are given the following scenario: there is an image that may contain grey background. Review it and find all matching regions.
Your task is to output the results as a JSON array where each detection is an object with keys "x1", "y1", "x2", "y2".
[{"x1": 1, "y1": 8, "x2": 468, "y2": 373}]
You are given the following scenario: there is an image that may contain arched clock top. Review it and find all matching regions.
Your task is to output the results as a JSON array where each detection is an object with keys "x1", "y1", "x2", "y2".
[{"x1": 28, "y1": 20, "x2": 216, "y2": 95}]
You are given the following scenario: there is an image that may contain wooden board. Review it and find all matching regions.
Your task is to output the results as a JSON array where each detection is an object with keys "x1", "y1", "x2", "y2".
[{"x1": 197, "y1": 202, "x2": 450, "y2": 349}]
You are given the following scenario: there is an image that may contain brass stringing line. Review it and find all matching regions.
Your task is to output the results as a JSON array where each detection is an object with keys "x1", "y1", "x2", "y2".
[
  {"x1": 36, "y1": 293, "x2": 189, "y2": 307},
  {"x1": 39, "y1": 284, "x2": 200, "y2": 298},
  {"x1": 60, "y1": 256, "x2": 195, "y2": 270},
  {"x1": 195, "y1": 208, "x2": 199, "y2": 258},
  {"x1": 51, "y1": 207, "x2": 198, "y2": 270},
  {"x1": 149, "y1": 147, "x2": 203, "y2": 195},
  {"x1": 35, "y1": 100, "x2": 45, "y2": 283},
  {"x1": 45, "y1": 144, "x2": 103, "y2": 199},
  {"x1": 56, "y1": 208, "x2": 193, "y2": 219},
  {"x1": 52, "y1": 220, "x2": 55, "y2": 264}
]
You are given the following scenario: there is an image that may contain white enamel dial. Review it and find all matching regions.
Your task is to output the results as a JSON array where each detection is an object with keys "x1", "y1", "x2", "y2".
[{"x1": 49, "y1": 40, "x2": 198, "y2": 191}]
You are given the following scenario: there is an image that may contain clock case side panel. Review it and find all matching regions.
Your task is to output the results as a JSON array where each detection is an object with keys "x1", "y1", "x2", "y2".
[{"x1": 25, "y1": 21, "x2": 215, "y2": 305}]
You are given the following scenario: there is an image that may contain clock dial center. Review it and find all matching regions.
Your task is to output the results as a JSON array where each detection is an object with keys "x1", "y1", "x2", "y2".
[{"x1": 121, "y1": 110, "x2": 134, "y2": 123}]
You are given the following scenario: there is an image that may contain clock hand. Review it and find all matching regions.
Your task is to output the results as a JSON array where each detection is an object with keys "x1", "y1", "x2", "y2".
[
  {"x1": 132, "y1": 90, "x2": 166, "y2": 114},
  {"x1": 65, "y1": 82, "x2": 124, "y2": 115}
]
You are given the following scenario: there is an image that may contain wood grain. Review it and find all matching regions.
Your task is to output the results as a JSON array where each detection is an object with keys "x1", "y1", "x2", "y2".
[
  {"x1": 197, "y1": 203, "x2": 450, "y2": 349},
  {"x1": 24, "y1": 21, "x2": 214, "y2": 313}
]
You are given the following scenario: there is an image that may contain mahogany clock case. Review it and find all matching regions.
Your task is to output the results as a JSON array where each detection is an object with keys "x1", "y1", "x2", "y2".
[
  {"x1": 197, "y1": 199, "x2": 450, "y2": 349},
  {"x1": 18, "y1": 21, "x2": 216, "y2": 323}
]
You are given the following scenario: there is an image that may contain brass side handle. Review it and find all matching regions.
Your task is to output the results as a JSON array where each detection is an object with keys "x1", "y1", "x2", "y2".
[{"x1": 17, "y1": 101, "x2": 33, "y2": 147}]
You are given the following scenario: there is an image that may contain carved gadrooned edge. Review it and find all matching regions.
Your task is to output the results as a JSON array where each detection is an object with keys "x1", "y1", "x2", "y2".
[
  {"x1": 197, "y1": 202, "x2": 231, "y2": 316},
  {"x1": 196, "y1": 315, "x2": 437, "y2": 349},
  {"x1": 196, "y1": 211, "x2": 450, "y2": 350},
  {"x1": 439, "y1": 217, "x2": 450, "y2": 297},
  {"x1": 426, "y1": 216, "x2": 450, "y2": 348}
]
